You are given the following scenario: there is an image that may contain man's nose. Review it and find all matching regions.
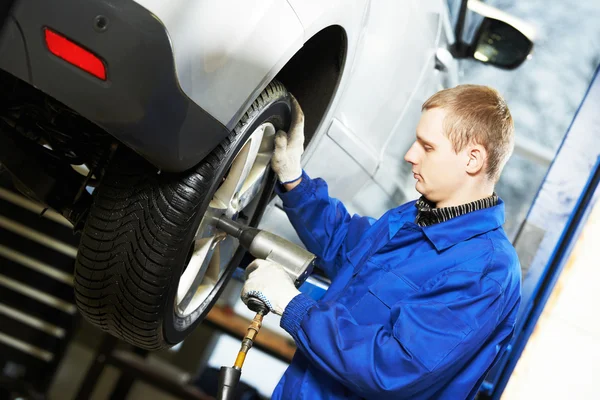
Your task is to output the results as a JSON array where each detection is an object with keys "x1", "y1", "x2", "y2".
[{"x1": 404, "y1": 142, "x2": 418, "y2": 165}]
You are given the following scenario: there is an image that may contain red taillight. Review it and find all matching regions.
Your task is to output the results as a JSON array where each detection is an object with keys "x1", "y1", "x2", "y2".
[{"x1": 44, "y1": 28, "x2": 106, "y2": 80}]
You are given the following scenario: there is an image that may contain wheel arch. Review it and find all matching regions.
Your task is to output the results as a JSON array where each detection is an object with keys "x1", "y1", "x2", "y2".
[{"x1": 274, "y1": 25, "x2": 348, "y2": 146}]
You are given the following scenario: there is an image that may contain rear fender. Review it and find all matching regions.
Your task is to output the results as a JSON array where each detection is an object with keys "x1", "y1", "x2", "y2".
[{"x1": 135, "y1": 0, "x2": 304, "y2": 130}]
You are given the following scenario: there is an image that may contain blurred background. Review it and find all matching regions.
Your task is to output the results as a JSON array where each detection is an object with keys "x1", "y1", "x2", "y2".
[{"x1": 455, "y1": 0, "x2": 600, "y2": 238}]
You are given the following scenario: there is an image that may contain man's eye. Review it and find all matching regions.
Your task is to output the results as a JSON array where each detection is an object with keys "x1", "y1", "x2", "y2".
[{"x1": 424, "y1": 146, "x2": 433, "y2": 152}]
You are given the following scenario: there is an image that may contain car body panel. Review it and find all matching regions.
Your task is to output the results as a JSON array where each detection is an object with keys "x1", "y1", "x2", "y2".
[
  {"x1": 360, "y1": 0, "x2": 457, "y2": 211},
  {"x1": 0, "y1": 0, "x2": 231, "y2": 172},
  {"x1": 0, "y1": 0, "x2": 453, "y2": 178},
  {"x1": 282, "y1": 0, "x2": 452, "y2": 206},
  {"x1": 331, "y1": 0, "x2": 441, "y2": 156},
  {"x1": 134, "y1": 0, "x2": 304, "y2": 130}
]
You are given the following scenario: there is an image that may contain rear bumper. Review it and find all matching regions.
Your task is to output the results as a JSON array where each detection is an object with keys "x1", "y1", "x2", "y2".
[{"x1": 0, "y1": 0, "x2": 230, "y2": 172}]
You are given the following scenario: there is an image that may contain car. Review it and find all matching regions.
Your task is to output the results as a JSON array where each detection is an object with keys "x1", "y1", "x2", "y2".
[{"x1": 0, "y1": 0, "x2": 534, "y2": 350}]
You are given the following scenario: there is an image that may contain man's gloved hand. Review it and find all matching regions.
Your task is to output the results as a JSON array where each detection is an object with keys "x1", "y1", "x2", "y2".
[
  {"x1": 271, "y1": 96, "x2": 305, "y2": 184},
  {"x1": 241, "y1": 259, "x2": 300, "y2": 316}
]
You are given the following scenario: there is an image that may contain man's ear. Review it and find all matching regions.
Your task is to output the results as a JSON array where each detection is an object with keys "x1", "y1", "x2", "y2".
[{"x1": 465, "y1": 144, "x2": 486, "y2": 175}]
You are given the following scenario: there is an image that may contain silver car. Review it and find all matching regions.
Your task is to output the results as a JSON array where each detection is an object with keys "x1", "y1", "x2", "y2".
[{"x1": 0, "y1": 0, "x2": 533, "y2": 349}]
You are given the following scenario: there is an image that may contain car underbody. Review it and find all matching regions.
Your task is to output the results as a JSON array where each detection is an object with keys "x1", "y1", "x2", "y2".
[{"x1": 0, "y1": 69, "x2": 115, "y2": 230}]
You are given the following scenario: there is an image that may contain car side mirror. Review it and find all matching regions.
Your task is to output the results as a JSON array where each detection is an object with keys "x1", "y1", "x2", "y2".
[
  {"x1": 470, "y1": 17, "x2": 534, "y2": 69},
  {"x1": 452, "y1": 0, "x2": 535, "y2": 70}
]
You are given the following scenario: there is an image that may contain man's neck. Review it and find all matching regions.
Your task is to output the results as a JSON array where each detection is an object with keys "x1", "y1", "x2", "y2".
[{"x1": 434, "y1": 184, "x2": 495, "y2": 209}]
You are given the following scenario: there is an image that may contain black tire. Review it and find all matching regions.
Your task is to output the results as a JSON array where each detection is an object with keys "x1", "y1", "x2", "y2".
[{"x1": 74, "y1": 81, "x2": 292, "y2": 350}]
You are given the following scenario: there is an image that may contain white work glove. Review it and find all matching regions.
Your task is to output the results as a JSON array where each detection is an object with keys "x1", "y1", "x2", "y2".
[
  {"x1": 241, "y1": 259, "x2": 300, "y2": 316},
  {"x1": 271, "y1": 96, "x2": 305, "y2": 184}
]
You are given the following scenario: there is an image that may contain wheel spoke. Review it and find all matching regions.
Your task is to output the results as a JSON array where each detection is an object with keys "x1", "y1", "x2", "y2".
[
  {"x1": 215, "y1": 235, "x2": 237, "y2": 276},
  {"x1": 176, "y1": 235, "x2": 219, "y2": 315},
  {"x1": 236, "y1": 152, "x2": 271, "y2": 211},
  {"x1": 212, "y1": 129, "x2": 264, "y2": 211},
  {"x1": 237, "y1": 123, "x2": 276, "y2": 210},
  {"x1": 195, "y1": 205, "x2": 223, "y2": 241}
]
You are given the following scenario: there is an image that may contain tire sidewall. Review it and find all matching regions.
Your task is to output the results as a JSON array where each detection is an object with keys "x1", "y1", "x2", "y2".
[{"x1": 162, "y1": 93, "x2": 292, "y2": 345}]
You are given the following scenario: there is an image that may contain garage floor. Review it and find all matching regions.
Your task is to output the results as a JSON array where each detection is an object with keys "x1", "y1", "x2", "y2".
[
  {"x1": 48, "y1": 340, "x2": 180, "y2": 400},
  {"x1": 45, "y1": 317, "x2": 225, "y2": 400}
]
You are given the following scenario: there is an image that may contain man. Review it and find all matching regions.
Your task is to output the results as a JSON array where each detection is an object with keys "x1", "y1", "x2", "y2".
[{"x1": 242, "y1": 85, "x2": 521, "y2": 399}]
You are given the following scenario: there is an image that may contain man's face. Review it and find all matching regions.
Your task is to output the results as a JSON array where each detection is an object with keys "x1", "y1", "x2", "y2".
[{"x1": 404, "y1": 108, "x2": 469, "y2": 205}]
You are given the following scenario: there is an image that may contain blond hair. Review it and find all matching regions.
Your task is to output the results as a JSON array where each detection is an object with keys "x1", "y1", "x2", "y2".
[{"x1": 422, "y1": 85, "x2": 514, "y2": 182}]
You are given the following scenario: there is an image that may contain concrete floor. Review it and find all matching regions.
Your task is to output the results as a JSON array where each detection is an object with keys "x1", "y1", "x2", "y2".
[
  {"x1": 46, "y1": 316, "x2": 225, "y2": 400},
  {"x1": 49, "y1": 340, "x2": 181, "y2": 400}
]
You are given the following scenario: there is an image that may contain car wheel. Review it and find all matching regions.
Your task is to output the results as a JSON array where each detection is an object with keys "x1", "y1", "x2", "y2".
[{"x1": 74, "y1": 81, "x2": 291, "y2": 349}]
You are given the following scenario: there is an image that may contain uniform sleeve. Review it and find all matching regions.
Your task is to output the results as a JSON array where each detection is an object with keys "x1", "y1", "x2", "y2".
[
  {"x1": 276, "y1": 170, "x2": 375, "y2": 280},
  {"x1": 280, "y1": 269, "x2": 505, "y2": 400}
]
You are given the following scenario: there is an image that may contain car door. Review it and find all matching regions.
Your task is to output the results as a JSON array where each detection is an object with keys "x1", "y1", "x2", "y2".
[
  {"x1": 300, "y1": 0, "x2": 446, "y2": 204},
  {"x1": 347, "y1": 0, "x2": 457, "y2": 217}
]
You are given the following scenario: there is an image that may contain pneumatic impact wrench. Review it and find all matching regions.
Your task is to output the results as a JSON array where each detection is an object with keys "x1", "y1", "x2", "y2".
[{"x1": 211, "y1": 215, "x2": 316, "y2": 400}]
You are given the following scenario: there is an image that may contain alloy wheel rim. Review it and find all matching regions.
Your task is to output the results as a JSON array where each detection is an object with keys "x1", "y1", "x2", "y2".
[{"x1": 174, "y1": 122, "x2": 277, "y2": 317}]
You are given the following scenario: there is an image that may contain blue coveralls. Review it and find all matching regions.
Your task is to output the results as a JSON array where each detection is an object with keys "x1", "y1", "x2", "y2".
[{"x1": 273, "y1": 171, "x2": 522, "y2": 400}]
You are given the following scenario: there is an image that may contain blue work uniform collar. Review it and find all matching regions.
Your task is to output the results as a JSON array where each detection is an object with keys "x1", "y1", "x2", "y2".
[{"x1": 388, "y1": 198, "x2": 506, "y2": 251}]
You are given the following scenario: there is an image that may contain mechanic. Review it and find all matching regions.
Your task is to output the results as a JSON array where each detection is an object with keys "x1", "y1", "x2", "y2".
[{"x1": 241, "y1": 85, "x2": 522, "y2": 399}]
